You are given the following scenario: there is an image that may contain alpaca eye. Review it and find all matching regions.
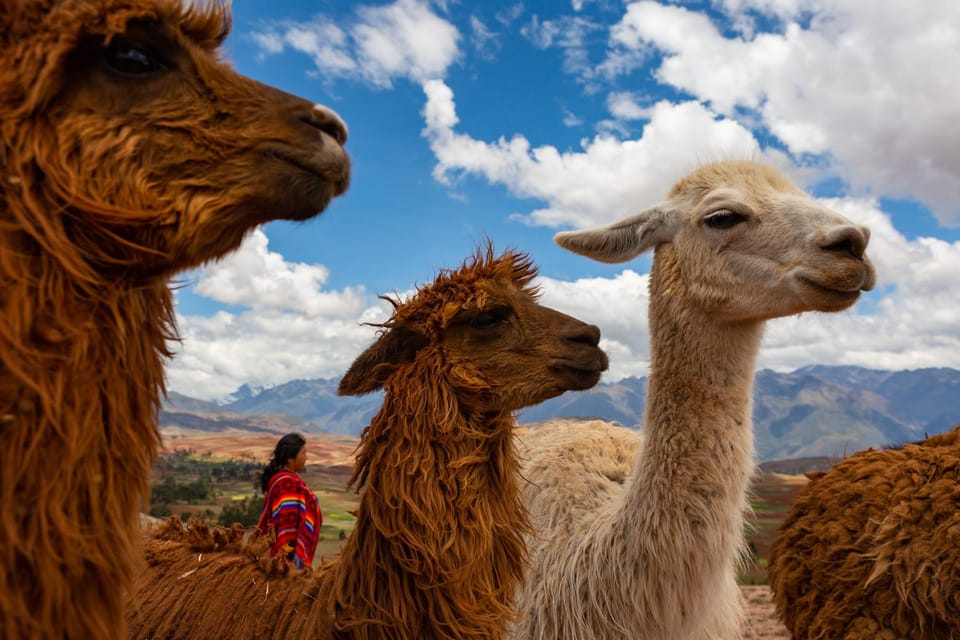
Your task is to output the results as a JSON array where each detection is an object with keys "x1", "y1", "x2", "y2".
[
  {"x1": 104, "y1": 40, "x2": 160, "y2": 76},
  {"x1": 468, "y1": 309, "x2": 510, "y2": 330},
  {"x1": 704, "y1": 210, "x2": 746, "y2": 230}
]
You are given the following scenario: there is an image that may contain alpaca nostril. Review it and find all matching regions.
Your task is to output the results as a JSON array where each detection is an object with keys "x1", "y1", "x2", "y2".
[
  {"x1": 306, "y1": 105, "x2": 348, "y2": 146},
  {"x1": 823, "y1": 237, "x2": 856, "y2": 256},
  {"x1": 567, "y1": 323, "x2": 601, "y2": 347},
  {"x1": 820, "y1": 225, "x2": 867, "y2": 259}
]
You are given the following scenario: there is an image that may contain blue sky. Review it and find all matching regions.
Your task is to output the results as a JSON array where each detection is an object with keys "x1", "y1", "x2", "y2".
[{"x1": 168, "y1": 0, "x2": 960, "y2": 400}]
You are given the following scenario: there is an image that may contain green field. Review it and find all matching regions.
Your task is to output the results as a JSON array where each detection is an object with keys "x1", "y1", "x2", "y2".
[{"x1": 739, "y1": 473, "x2": 808, "y2": 585}]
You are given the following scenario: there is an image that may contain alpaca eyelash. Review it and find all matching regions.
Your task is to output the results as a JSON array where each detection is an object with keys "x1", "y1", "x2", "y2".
[
  {"x1": 467, "y1": 308, "x2": 510, "y2": 330},
  {"x1": 704, "y1": 210, "x2": 747, "y2": 230}
]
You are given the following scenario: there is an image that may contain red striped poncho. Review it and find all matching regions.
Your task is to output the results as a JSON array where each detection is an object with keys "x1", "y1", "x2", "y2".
[{"x1": 257, "y1": 470, "x2": 321, "y2": 568}]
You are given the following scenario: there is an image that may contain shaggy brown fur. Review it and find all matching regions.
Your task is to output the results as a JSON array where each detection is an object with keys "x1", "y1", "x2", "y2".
[
  {"x1": 0, "y1": 1, "x2": 349, "y2": 637},
  {"x1": 769, "y1": 423, "x2": 960, "y2": 640},
  {"x1": 128, "y1": 245, "x2": 608, "y2": 640}
]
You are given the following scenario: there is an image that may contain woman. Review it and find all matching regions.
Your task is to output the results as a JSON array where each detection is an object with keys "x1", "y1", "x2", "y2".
[{"x1": 256, "y1": 433, "x2": 322, "y2": 569}]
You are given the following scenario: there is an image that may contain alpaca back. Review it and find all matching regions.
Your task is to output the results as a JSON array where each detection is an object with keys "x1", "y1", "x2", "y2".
[
  {"x1": 130, "y1": 520, "x2": 337, "y2": 639},
  {"x1": 518, "y1": 420, "x2": 642, "y2": 538},
  {"x1": 769, "y1": 424, "x2": 960, "y2": 639}
]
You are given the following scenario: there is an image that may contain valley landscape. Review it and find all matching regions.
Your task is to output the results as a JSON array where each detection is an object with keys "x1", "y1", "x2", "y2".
[
  {"x1": 153, "y1": 365, "x2": 960, "y2": 637},
  {"x1": 153, "y1": 426, "x2": 800, "y2": 636},
  {"x1": 167, "y1": 365, "x2": 960, "y2": 462}
]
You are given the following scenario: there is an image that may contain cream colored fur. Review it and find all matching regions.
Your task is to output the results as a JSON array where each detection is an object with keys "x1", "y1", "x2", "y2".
[{"x1": 510, "y1": 160, "x2": 877, "y2": 640}]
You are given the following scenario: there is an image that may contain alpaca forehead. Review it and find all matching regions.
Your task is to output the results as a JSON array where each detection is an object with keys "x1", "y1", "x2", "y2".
[
  {"x1": 422, "y1": 281, "x2": 527, "y2": 326},
  {"x1": 8, "y1": 0, "x2": 229, "y2": 49},
  {"x1": 388, "y1": 249, "x2": 539, "y2": 330},
  {"x1": 669, "y1": 160, "x2": 804, "y2": 201}
]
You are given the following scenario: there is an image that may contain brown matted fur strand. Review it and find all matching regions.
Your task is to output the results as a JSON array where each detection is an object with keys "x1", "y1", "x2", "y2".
[{"x1": 0, "y1": 1, "x2": 349, "y2": 637}]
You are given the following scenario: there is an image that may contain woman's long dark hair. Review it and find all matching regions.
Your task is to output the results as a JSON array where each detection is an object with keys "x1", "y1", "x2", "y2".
[{"x1": 258, "y1": 433, "x2": 306, "y2": 493}]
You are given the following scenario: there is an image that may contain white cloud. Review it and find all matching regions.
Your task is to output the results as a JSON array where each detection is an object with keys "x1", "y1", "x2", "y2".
[
  {"x1": 180, "y1": 0, "x2": 960, "y2": 401},
  {"x1": 250, "y1": 0, "x2": 460, "y2": 88},
  {"x1": 422, "y1": 79, "x2": 767, "y2": 229},
  {"x1": 167, "y1": 231, "x2": 388, "y2": 400},
  {"x1": 353, "y1": 0, "x2": 460, "y2": 84},
  {"x1": 469, "y1": 15, "x2": 499, "y2": 59},
  {"x1": 193, "y1": 229, "x2": 365, "y2": 319},
  {"x1": 562, "y1": 109, "x2": 584, "y2": 127},
  {"x1": 520, "y1": 14, "x2": 602, "y2": 78},
  {"x1": 495, "y1": 3, "x2": 525, "y2": 27},
  {"x1": 606, "y1": 91, "x2": 650, "y2": 121},
  {"x1": 539, "y1": 270, "x2": 652, "y2": 380},
  {"x1": 250, "y1": 31, "x2": 285, "y2": 56},
  {"x1": 423, "y1": 78, "x2": 460, "y2": 130},
  {"x1": 167, "y1": 307, "x2": 388, "y2": 401},
  {"x1": 598, "y1": 0, "x2": 960, "y2": 224},
  {"x1": 167, "y1": 204, "x2": 960, "y2": 401}
]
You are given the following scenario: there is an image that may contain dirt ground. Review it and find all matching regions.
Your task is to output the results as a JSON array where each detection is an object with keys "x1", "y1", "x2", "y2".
[
  {"x1": 160, "y1": 428, "x2": 358, "y2": 466},
  {"x1": 742, "y1": 586, "x2": 791, "y2": 639}
]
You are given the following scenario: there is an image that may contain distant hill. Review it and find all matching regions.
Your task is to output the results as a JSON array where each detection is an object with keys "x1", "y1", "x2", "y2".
[
  {"x1": 217, "y1": 379, "x2": 382, "y2": 435},
  {"x1": 161, "y1": 391, "x2": 320, "y2": 436},
  {"x1": 165, "y1": 391, "x2": 232, "y2": 415},
  {"x1": 757, "y1": 457, "x2": 841, "y2": 475},
  {"x1": 162, "y1": 366, "x2": 960, "y2": 462}
]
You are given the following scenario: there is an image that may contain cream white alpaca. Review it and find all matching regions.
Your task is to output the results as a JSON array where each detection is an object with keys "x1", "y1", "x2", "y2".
[{"x1": 511, "y1": 160, "x2": 877, "y2": 640}]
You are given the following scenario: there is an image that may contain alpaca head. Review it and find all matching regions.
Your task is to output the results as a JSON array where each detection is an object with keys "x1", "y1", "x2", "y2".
[
  {"x1": 338, "y1": 244, "x2": 609, "y2": 413},
  {"x1": 555, "y1": 160, "x2": 877, "y2": 321},
  {"x1": 0, "y1": 0, "x2": 349, "y2": 277}
]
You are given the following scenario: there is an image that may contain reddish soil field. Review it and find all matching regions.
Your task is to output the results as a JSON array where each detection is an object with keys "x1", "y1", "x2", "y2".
[{"x1": 160, "y1": 428, "x2": 358, "y2": 467}]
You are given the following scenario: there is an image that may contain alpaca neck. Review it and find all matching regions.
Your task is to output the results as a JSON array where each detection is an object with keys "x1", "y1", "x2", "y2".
[
  {"x1": 332, "y1": 361, "x2": 527, "y2": 639},
  {"x1": 635, "y1": 283, "x2": 761, "y2": 518},
  {"x1": 0, "y1": 258, "x2": 170, "y2": 638},
  {"x1": 611, "y1": 248, "x2": 762, "y2": 635}
]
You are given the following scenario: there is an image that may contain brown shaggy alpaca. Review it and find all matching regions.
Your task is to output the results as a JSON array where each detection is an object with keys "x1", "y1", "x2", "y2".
[
  {"x1": 127, "y1": 245, "x2": 609, "y2": 640},
  {"x1": 0, "y1": 1, "x2": 349, "y2": 638},
  {"x1": 769, "y1": 423, "x2": 960, "y2": 640}
]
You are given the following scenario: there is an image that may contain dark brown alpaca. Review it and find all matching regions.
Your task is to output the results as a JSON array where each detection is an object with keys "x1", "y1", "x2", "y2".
[
  {"x1": 0, "y1": 1, "x2": 349, "y2": 638},
  {"x1": 769, "y1": 423, "x2": 960, "y2": 640},
  {"x1": 127, "y1": 245, "x2": 609, "y2": 640}
]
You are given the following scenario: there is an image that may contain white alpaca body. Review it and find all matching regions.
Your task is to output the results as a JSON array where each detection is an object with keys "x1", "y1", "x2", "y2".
[
  {"x1": 509, "y1": 160, "x2": 876, "y2": 640},
  {"x1": 514, "y1": 313, "x2": 759, "y2": 640}
]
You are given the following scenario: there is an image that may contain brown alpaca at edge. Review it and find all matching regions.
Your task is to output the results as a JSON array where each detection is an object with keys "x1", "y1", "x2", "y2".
[
  {"x1": 0, "y1": 1, "x2": 349, "y2": 638},
  {"x1": 770, "y1": 423, "x2": 960, "y2": 640},
  {"x1": 127, "y1": 245, "x2": 609, "y2": 640}
]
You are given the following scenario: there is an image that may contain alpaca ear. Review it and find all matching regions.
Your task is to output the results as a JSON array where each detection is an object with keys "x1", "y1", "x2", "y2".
[
  {"x1": 554, "y1": 204, "x2": 678, "y2": 264},
  {"x1": 338, "y1": 327, "x2": 429, "y2": 396}
]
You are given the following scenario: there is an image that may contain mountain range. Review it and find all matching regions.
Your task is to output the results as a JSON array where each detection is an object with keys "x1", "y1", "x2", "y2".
[{"x1": 162, "y1": 365, "x2": 960, "y2": 462}]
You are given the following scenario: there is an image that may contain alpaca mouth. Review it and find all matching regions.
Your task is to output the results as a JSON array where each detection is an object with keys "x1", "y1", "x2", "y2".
[
  {"x1": 554, "y1": 366, "x2": 604, "y2": 390},
  {"x1": 265, "y1": 145, "x2": 351, "y2": 196},
  {"x1": 551, "y1": 351, "x2": 609, "y2": 389},
  {"x1": 795, "y1": 274, "x2": 865, "y2": 310}
]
